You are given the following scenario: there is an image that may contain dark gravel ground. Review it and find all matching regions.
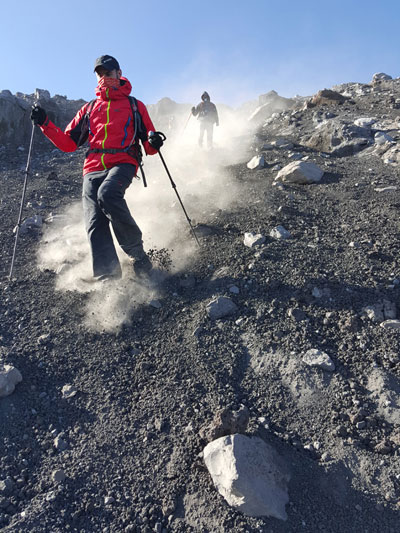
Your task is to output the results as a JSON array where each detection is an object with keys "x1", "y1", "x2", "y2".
[{"x1": 0, "y1": 78, "x2": 400, "y2": 532}]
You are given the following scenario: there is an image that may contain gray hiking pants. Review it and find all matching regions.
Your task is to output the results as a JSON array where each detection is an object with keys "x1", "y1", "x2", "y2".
[
  {"x1": 199, "y1": 121, "x2": 214, "y2": 148},
  {"x1": 82, "y1": 164, "x2": 145, "y2": 278}
]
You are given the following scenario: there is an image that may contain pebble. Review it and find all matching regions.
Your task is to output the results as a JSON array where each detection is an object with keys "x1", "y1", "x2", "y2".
[
  {"x1": 302, "y1": 349, "x2": 335, "y2": 372},
  {"x1": 52, "y1": 469, "x2": 66, "y2": 483},
  {"x1": 53, "y1": 436, "x2": 68, "y2": 452},
  {"x1": 61, "y1": 384, "x2": 78, "y2": 398}
]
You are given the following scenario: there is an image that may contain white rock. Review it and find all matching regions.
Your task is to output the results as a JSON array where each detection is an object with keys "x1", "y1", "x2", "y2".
[
  {"x1": 204, "y1": 434, "x2": 290, "y2": 519},
  {"x1": 0, "y1": 365, "x2": 22, "y2": 398},
  {"x1": 61, "y1": 384, "x2": 78, "y2": 398},
  {"x1": 354, "y1": 117, "x2": 376, "y2": 127},
  {"x1": 275, "y1": 161, "x2": 324, "y2": 184},
  {"x1": 374, "y1": 132, "x2": 394, "y2": 145},
  {"x1": 302, "y1": 349, "x2": 335, "y2": 372},
  {"x1": 381, "y1": 320, "x2": 400, "y2": 330},
  {"x1": 374, "y1": 186, "x2": 397, "y2": 193},
  {"x1": 206, "y1": 296, "x2": 238, "y2": 320},
  {"x1": 247, "y1": 155, "x2": 266, "y2": 170},
  {"x1": 270, "y1": 225, "x2": 291, "y2": 240},
  {"x1": 53, "y1": 436, "x2": 68, "y2": 451},
  {"x1": 244, "y1": 232, "x2": 265, "y2": 248}
]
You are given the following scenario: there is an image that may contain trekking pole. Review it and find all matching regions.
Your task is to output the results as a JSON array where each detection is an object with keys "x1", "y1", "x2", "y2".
[
  {"x1": 138, "y1": 162, "x2": 147, "y2": 187},
  {"x1": 9, "y1": 123, "x2": 36, "y2": 279},
  {"x1": 181, "y1": 110, "x2": 192, "y2": 136},
  {"x1": 149, "y1": 132, "x2": 200, "y2": 247}
]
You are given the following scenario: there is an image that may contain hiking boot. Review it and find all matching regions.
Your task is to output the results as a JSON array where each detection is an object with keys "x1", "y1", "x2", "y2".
[{"x1": 133, "y1": 254, "x2": 152, "y2": 277}]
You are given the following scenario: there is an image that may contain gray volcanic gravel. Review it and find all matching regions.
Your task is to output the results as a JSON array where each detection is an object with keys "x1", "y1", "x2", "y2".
[{"x1": 1, "y1": 78, "x2": 400, "y2": 532}]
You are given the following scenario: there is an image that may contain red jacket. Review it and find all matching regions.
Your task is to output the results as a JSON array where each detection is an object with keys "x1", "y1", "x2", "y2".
[{"x1": 39, "y1": 77, "x2": 157, "y2": 175}]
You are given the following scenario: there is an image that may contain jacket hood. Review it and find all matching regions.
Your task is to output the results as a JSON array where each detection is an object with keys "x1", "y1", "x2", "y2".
[
  {"x1": 95, "y1": 76, "x2": 132, "y2": 100},
  {"x1": 201, "y1": 91, "x2": 210, "y2": 101}
]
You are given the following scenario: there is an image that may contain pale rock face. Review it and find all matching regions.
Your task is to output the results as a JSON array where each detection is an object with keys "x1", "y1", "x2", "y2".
[
  {"x1": 204, "y1": 434, "x2": 290, "y2": 519},
  {"x1": 275, "y1": 161, "x2": 324, "y2": 184}
]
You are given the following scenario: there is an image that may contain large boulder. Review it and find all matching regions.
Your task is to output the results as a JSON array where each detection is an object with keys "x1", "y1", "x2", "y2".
[
  {"x1": 249, "y1": 90, "x2": 295, "y2": 125},
  {"x1": 303, "y1": 119, "x2": 372, "y2": 156},
  {"x1": 275, "y1": 161, "x2": 324, "y2": 184},
  {"x1": 309, "y1": 89, "x2": 349, "y2": 107},
  {"x1": 204, "y1": 434, "x2": 290, "y2": 519}
]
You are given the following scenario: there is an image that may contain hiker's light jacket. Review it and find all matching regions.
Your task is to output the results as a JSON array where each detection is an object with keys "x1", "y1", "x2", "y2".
[{"x1": 39, "y1": 77, "x2": 157, "y2": 175}]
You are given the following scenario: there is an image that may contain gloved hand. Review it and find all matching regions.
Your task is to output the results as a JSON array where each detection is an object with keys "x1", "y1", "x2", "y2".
[
  {"x1": 148, "y1": 131, "x2": 164, "y2": 150},
  {"x1": 191, "y1": 106, "x2": 195, "y2": 114},
  {"x1": 31, "y1": 105, "x2": 47, "y2": 126}
]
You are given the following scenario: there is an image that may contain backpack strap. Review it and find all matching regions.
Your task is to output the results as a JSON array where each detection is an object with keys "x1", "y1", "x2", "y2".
[
  {"x1": 76, "y1": 99, "x2": 96, "y2": 147},
  {"x1": 83, "y1": 96, "x2": 146, "y2": 165},
  {"x1": 127, "y1": 96, "x2": 147, "y2": 144}
]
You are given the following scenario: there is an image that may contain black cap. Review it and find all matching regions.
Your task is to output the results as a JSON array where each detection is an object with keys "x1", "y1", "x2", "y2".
[{"x1": 94, "y1": 55, "x2": 120, "y2": 73}]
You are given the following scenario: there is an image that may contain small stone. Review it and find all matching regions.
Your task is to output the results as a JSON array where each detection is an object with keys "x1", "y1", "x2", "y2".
[
  {"x1": 270, "y1": 225, "x2": 291, "y2": 240},
  {"x1": 46, "y1": 491, "x2": 56, "y2": 502},
  {"x1": 51, "y1": 470, "x2": 66, "y2": 483},
  {"x1": 288, "y1": 308, "x2": 306, "y2": 322},
  {"x1": 0, "y1": 479, "x2": 14, "y2": 496},
  {"x1": 302, "y1": 349, "x2": 335, "y2": 372},
  {"x1": 0, "y1": 365, "x2": 22, "y2": 398},
  {"x1": 61, "y1": 384, "x2": 77, "y2": 398},
  {"x1": 37, "y1": 334, "x2": 50, "y2": 345},
  {"x1": 53, "y1": 436, "x2": 68, "y2": 452},
  {"x1": 375, "y1": 441, "x2": 391, "y2": 455},
  {"x1": 247, "y1": 155, "x2": 267, "y2": 170},
  {"x1": 206, "y1": 296, "x2": 238, "y2": 320},
  {"x1": 243, "y1": 232, "x2": 266, "y2": 248},
  {"x1": 104, "y1": 496, "x2": 115, "y2": 505}
]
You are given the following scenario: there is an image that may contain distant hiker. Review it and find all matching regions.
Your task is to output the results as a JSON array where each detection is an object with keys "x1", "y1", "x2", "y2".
[
  {"x1": 31, "y1": 55, "x2": 164, "y2": 281},
  {"x1": 191, "y1": 91, "x2": 219, "y2": 149}
]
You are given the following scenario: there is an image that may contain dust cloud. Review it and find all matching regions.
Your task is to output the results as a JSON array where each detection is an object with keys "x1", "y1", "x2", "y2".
[{"x1": 37, "y1": 102, "x2": 255, "y2": 332}]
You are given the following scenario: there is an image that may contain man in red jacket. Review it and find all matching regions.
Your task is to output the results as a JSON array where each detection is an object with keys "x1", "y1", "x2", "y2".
[{"x1": 31, "y1": 55, "x2": 163, "y2": 281}]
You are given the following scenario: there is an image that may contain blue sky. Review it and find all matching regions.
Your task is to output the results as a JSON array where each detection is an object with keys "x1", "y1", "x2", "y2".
[{"x1": 2, "y1": 0, "x2": 399, "y2": 107}]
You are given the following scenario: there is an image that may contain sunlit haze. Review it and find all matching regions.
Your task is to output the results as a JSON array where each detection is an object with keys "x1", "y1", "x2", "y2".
[{"x1": 2, "y1": 0, "x2": 399, "y2": 106}]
